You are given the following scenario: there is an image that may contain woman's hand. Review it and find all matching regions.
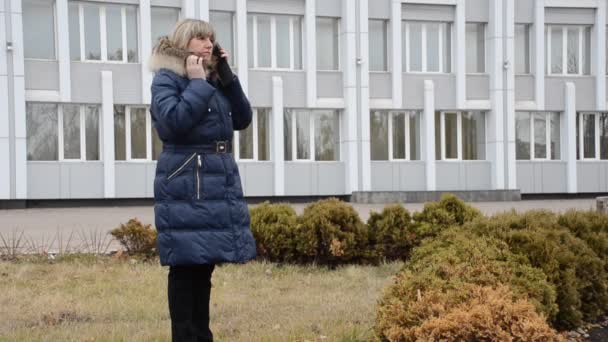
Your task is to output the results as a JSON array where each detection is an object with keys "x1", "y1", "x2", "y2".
[
  {"x1": 218, "y1": 48, "x2": 229, "y2": 60},
  {"x1": 186, "y1": 55, "x2": 206, "y2": 79}
]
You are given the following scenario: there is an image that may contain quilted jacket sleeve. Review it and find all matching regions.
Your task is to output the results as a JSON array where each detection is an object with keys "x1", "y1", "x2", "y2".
[
  {"x1": 221, "y1": 76, "x2": 252, "y2": 131},
  {"x1": 150, "y1": 70, "x2": 217, "y2": 139}
]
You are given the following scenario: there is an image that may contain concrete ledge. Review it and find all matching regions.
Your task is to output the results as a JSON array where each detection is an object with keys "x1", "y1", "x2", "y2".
[{"x1": 350, "y1": 190, "x2": 522, "y2": 204}]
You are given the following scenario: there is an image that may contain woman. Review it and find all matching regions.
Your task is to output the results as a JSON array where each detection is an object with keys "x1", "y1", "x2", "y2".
[{"x1": 149, "y1": 19, "x2": 256, "y2": 341}]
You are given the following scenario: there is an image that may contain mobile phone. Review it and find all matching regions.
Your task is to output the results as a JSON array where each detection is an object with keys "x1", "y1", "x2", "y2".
[{"x1": 212, "y1": 43, "x2": 222, "y2": 58}]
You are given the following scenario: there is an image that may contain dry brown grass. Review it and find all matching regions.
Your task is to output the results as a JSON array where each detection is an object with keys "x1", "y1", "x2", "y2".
[{"x1": 0, "y1": 256, "x2": 402, "y2": 341}]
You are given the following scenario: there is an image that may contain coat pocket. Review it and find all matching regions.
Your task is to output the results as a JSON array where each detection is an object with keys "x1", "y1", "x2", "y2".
[
  {"x1": 161, "y1": 152, "x2": 198, "y2": 201},
  {"x1": 166, "y1": 152, "x2": 197, "y2": 182}
]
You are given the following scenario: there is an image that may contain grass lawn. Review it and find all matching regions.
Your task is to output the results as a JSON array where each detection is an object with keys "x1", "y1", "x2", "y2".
[{"x1": 0, "y1": 256, "x2": 402, "y2": 341}]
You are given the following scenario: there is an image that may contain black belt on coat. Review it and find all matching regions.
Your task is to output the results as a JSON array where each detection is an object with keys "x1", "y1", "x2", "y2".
[{"x1": 162, "y1": 141, "x2": 232, "y2": 154}]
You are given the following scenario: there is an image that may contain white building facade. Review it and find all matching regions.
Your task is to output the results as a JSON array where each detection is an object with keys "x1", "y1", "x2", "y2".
[{"x1": 1, "y1": 0, "x2": 607, "y2": 201}]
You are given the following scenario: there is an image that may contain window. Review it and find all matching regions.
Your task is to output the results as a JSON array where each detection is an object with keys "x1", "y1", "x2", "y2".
[
  {"x1": 546, "y1": 25, "x2": 591, "y2": 75},
  {"x1": 248, "y1": 14, "x2": 302, "y2": 70},
  {"x1": 151, "y1": 6, "x2": 180, "y2": 46},
  {"x1": 435, "y1": 111, "x2": 486, "y2": 160},
  {"x1": 210, "y1": 11, "x2": 235, "y2": 66},
  {"x1": 23, "y1": 0, "x2": 56, "y2": 59},
  {"x1": 114, "y1": 106, "x2": 163, "y2": 161},
  {"x1": 26, "y1": 103, "x2": 58, "y2": 160},
  {"x1": 516, "y1": 112, "x2": 560, "y2": 160},
  {"x1": 403, "y1": 21, "x2": 451, "y2": 73},
  {"x1": 235, "y1": 108, "x2": 270, "y2": 161},
  {"x1": 466, "y1": 23, "x2": 486, "y2": 73},
  {"x1": 369, "y1": 19, "x2": 388, "y2": 72},
  {"x1": 26, "y1": 103, "x2": 100, "y2": 161},
  {"x1": 577, "y1": 113, "x2": 608, "y2": 160},
  {"x1": 284, "y1": 110, "x2": 340, "y2": 161},
  {"x1": 370, "y1": 111, "x2": 420, "y2": 161},
  {"x1": 515, "y1": 24, "x2": 531, "y2": 74},
  {"x1": 69, "y1": 2, "x2": 139, "y2": 62},
  {"x1": 317, "y1": 17, "x2": 340, "y2": 70}
]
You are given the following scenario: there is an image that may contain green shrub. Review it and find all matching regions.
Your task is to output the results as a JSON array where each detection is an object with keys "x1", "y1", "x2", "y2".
[
  {"x1": 295, "y1": 198, "x2": 368, "y2": 264},
  {"x1": 367, "y1": 205, "x2": 418, "y2": 261},
  {"x1": 469, "y1": 213, "x2": 608, "y2": 329},
  {"x1": 249, "y1": 202, "x2": 298, "y2": 262},
  {"x1": 413, "y1": 194, "x2": 481, "y2": 239},
  {"x1": 375, "y1": 228, "x2": 558, "y2": 340},
  {"x1": 558, "y1": 210, "x2": 608, "y2": 264},
  {"x1": 110, "y1": 218, "x2": 157, "y2": 257}
]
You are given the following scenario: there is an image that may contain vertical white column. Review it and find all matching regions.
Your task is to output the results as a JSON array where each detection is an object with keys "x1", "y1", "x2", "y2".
[
  {"x1": 504, "y1": 0, "x2": 517, "y2": 189},
  {"x1": 199, "y1": 0, "x2": 209, "y2": 22},
  {"x1": 343, "y1": 0, "x2": 358, "y2": 193},
  {"x1": 424, "y1": 80, "x2": 436, "y2": 191},
  {"x1": 488, "y1": 0, "x2": 505, "y2": 189},
  {"x1": 455, "y1": 0, "x2": 466, "y2": 109},
  {"x1": 181, "y1": 0, "x2": 196, "y2": 19},
  {"x1": 596, "y1": 0, "x2": 606, "y2": 110},
  {"x1": 11, "y1": 0, "x2": 26, "y2": 199},
  {"x1": 534, "y1": 0, "x2": 545, "y2": 110},
  {"x1": 272, "y1": 76, "x2": 284, "y2": 196},
  {"x1": 564, "y1": 82, "x2": 577, "y2": 193},
  {"x1": 101, "y1": 71, "x2": 115, "y2": 198},
  {"x1": 140, "y1": 0, "x2": 152, "y2": 105},
  {"x1": 359, "y1": 0, "x2": 371, "y2": 191},
  {"x1": 390, "y1": 0, "x2": 402, "y2": 108},
  {"x1": 305, "y1": 0, "x2": 316, "y2": 107},
  {"x1": 236, "y1": 0, "x2": 248, "y2": 95},
  {"x1": 0, "y1": 3, "x2": 9, "y2": 198},
  {"x1": 56, "y1": 0, "x2": 71, "y2": 102}
]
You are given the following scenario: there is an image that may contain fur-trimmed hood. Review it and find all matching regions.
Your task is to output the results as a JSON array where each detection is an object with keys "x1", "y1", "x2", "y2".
[{"x1": 148, "y1": 36, "x2": 216, "y2": 77}]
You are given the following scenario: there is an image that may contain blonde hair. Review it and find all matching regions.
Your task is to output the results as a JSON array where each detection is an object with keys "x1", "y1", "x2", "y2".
[{"x1": 170, "y1": 19, "x2": 216, "y2": 50}]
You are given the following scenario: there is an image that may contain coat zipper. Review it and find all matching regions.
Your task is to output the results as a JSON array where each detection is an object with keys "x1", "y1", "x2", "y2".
[
  {"x1": 166, "y1": 152, "x2": 197, "y2": 181},
  {"x1": 197, "y1": 155, "x2": 202, "y2": 200}
]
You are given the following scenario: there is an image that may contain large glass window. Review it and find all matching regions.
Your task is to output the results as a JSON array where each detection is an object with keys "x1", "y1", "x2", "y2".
[
  {"x1": 516, "y1": 112, "x2": 560, "y2": 160},
  {"x1": 577, "y1": 113, "x2": 608, "y2": 160},
  {"x1": 26, "y1": 103, "x2": 58, "y2": 161},
  {"x1": 69, "y1": 2, "x2": 138, "y2": 62},
  {"x1": 26, "y1": 103, "x2": 100, "y2": 161},
  {"x1": 23, "y1": 0, "x2": 56, "y2": 59},
  {"x1": 546, "y1": 25, "x2": 591, "y2": 75},
  {"x1": 515, "y1": 24, "x2": 531, "y2": 74},
  {"x1": 435, "y1": 111, "x2": 486, "y2": 160},
  {"x1": 284, "y1": 110, "x2": 340, "y2": 161},
  {"x1": 210, "y1": 11, "x2": 235, "y2": 66},
  {"x1": 466, "y1": 23, "x2": 486, "y2": 73},
  {"x1": 369, "y1": 20, "x2": 388, "y2": 72},
  {"x1": 62, "y1": 105, "x2": 81, "y2": 159},
  {"x1": 403, "y1": 21, "x2": 451, "y2": 73},
  {"x1": 114, "y1": 106, "x2": 163, "y2": 161},
  {"x1": 370, "y1": 111, "x2": 421, "y2": 161},
  {"x1": 248, "y1": 14, "x2": 302, "y2": 70},
  {"x1": 317, "y1": 17, "x2": 340, "y2": 70},
  {"x1": 236, "y1": 109, "x2": 270, "y2": 161},
  {"x1": 151, "y1": 7, "x2": 180, "y2": 46}
]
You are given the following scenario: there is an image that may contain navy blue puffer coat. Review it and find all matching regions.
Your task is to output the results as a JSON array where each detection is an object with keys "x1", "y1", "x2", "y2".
[{"x1": 149, "y1": 39, "x2": 256, "y2": 266}]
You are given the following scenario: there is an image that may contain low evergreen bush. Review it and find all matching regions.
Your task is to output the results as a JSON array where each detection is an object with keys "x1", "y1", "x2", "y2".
[
  {"x1": 413, "y1": 194, "x2": 482, "y2": 239},
  {"x1": 249, "y1": 202, "x2": 299, "y2": 262},
  {"x1": 367, "y1": 205, "x2": 418, "y2": 261},
  {"x1": 110, "y1": 218, "x2": 157, "y2": 257},
  {"x1": 375, "y1": 227, "x2": 558, "y2": 340},
  {"x1": 469, "y1": 213, "x2": 608, "y2": 329},
  {"x1": 294, "y1": 198, "x2": 368, "y2": 264}
]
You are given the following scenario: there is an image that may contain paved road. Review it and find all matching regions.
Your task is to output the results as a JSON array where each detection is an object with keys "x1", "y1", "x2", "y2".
[{"x1": 0, "y1": 199, "x2": 598, "y2": 253}]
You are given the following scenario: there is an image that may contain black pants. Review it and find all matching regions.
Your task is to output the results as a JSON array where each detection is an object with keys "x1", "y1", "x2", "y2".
[{"x1": 168, "y1": 264, "x2": 215, "y2": 342}]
